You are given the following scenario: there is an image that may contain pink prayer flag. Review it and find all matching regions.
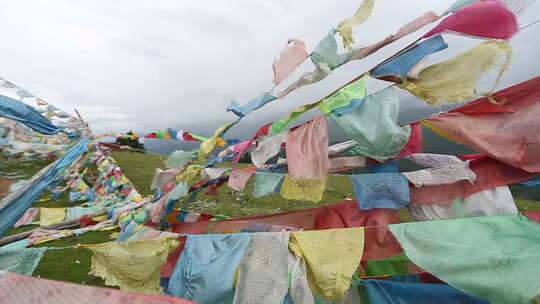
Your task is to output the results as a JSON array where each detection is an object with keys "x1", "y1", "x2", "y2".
[
  {"x1": 423, "y1": 77, "x2": 540, "y2": 173},
  {"x1": 0, "y1": 272, "x2": 197, "y2": 304},
  {"x1": 423, "y1": 0, "x2": 518, "y2": 40},
  {"x1": 227, "y1": 168, "x2": 256, "y2": 191},
  {"x1": 232, "y1": 140, "x2": 254, "y2": 165},
  {"x1": 272, "y1": 39, "x2": 309, "y2": 85},
  {"x1": 395, "y1": 11, "x2": 439, "y2": 40},
  {"x1": 285, "y1": 115, "x2": 329, "y2": 180}
]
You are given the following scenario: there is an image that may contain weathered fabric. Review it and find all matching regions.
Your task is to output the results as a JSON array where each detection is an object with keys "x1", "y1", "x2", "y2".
[
  {"x1": 227, "y1": 93, "x2": 277, "y2": 118},
  {"x1": 406, "y1": 153, "x2": 462, "y2": 168},
  {"x1": 39, "y1": 208, "x2": 66, "y2": 226},
  {"x1": 337, "y1": 0, "x2": 376, "y2": 49},
  {"x1": 331, "y1": 86, "x2": 410, "y2": 161},
  {"x1": 0, "y1": 247, "x2": 47, "y2": 275},
  {"x1": 0, "y1": 95, "x2": 61, "y2": 134},
  {"x1": 277, "y1": 63, "x2": 332, "y2": 99},
  {"x1": 199, "y1": 120, "x2": 237, "y2": 159},
  {"x1": 427, "y1": 0, "x2": 518, "y2": 39},
  {"x1": 66, "y1": 206, "x2": 102, "y2": 221},
  {"x1": 0, "y1": 138, "x2": 89, "y2": 236},
  {"x1": 408, "y1": 185, "x2": 518, "y2": 221},
  {"x1": 329, "y1": 156, "x2": 366, "y2": 172},
  {"x1": 422, "y1": 77, "x2": 540, "y2": 172},
  {"x1": 228, "y1": 168, "x2": 256, "y2": 191},
  {"x1": 351, "y1": 173, "x2": 410, "y2": 210},
  {"x1": 371, "y1": 34, "x2": 448, "y2": 82},
  {"x1": 271, "y1": 101, "x2": 321, "y2": 134},
  {"x1": 176, "y1": 165, "x2": 203, "y2": 182},
  {"x1": 390, "y1": 214, "x2": 540, "y2": 304},
  {"x1": 281, "y1": 116, "x2": 329, "y2": 202},
  {"x1": 201, "y1": 167, "x2": 230, "y2": 179},
  {"x1": 328, "y1": 140, "x2": 358, "y2": 156},
  {"x1": 273, "y1": 39, "x2": 309, "y2": 85},
  {"x1": 233, "y1": 232, "x2": 290, "y2": 304},
  {"x1": 398, "y1": 40, "x2": 512, "y2": 105},
  {"x1": 253, "y1": 172, "x2": 284, "y2": 197},
  {"x1": 14, "y1": 207, "x2": 39, "y2": 227},
  {"x1": 403, "y1": 161, "x2": 476, "y2": 187},
  {"x1": 169, "y1": 234, "x2": 251, "y2": 303},
  {"x1": 311, "y1": 29, "x2": 358, "y2": 71},
  {"x1": 164, "y1": 150, "x2": 198, "y2": 169},
  {"x1": 411, "y1": 156, "x2": 535, "y2": 205},
  {"x1": 289, "y1": 228, "x2": 364, "y2": 300},
  {"x1": 89, "y1": 237, "x2": 179, "y2": 294},
  {"x1": 150, "y1": 168, "x2": 181, "y2": 192},
  {"x1": 364, "y1": 279, "x2": 491, "y2": 304},
  {"x1": 251, "y1": 132, "x2": 286, "y2": 167},
  {"x1": 0, "y1": 271, "x2": 198, "y2": 304},
  {"x1": 319, "y1": 77, "x2": 366, "y2": 115}
]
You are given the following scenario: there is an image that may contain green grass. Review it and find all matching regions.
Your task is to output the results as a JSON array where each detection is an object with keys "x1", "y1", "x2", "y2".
[{"x1": 1, "y1": 150, "x2": 539, "y2": 290}]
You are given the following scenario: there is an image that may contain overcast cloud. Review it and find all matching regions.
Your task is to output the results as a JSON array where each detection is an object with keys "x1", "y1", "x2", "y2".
[{"x1": 0, "y1": 0, "x2": 539, "y2": 140}]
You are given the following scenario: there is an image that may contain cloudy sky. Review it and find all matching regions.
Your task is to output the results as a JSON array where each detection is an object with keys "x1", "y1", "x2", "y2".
[{"x1": 0, "y1": 0, "x2": 539, "y2": 140}]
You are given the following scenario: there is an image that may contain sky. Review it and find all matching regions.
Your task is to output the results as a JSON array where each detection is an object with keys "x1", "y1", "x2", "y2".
[{"x1": 0, "y1": 0, "x2": 539, "y2": 141}]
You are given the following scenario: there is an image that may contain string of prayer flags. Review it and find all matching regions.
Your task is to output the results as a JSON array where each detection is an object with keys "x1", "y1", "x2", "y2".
[
  {"x1": 352, "y1": 11, "x2": 439, "y2": 61},
  {"x1": 0, "y1": 96, "x2": 61, "y2": 135},
  {"x1": 280, "y1": 115, "x2": 329, "y2": 202},
  {"x1": 421, "y1": 77, "x2": 540, "y2": 172},
  {"x1": 270, "y1": 100, "x2": 321, "y2": 134},
  {"x1": 272, "y1": 39, "x2": 309, "y2": 86},
  {"x1": 370, "y1": 34, "x2": 448, "y2": 83},
  {"x1": 425, "y1": 0, "x2": 518, "y2": 40},
  {"x1": 227, "y1": 93, "x2": 277, "y2": 118},
  {"x1": 397, "y1": 40, "x2": 512, "y2": 105},
  {"x1": 331, "y1": 86, "x2": 411, "y2": 161},
  {"x1": 177, "y1": 129, "x2": 208, "y2": 142},
  {"x1": 337, "y1": 0, "x2": 376, "y2": 49}
]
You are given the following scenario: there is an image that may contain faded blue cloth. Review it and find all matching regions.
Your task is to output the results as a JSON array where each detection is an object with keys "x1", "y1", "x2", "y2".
[
  {"x1": 0, "y1": 138, "x2": 89, "y2": 237},
  {"x1": 364, "y1": 279, "x2": 491, "y2": 304},
  {"x1": 206, "y1": 154, "x2": 233, "y2": 168},
  {"x1": 0, "y1": 247, "x2": 48, "y2": 275},
  {"x1": 516, "y1": 175, "x2": 540, "y2": 188},
  {"x1": 227, "y1": 139, "x2": 240, "y2": 145},
  {"x1": 253, "y1": 172, "x2": 284, "y2": 197},
  {"x1": 65, "y1": 206, "x2": 102, "y2": 221},
  {"x1": 0, "y1": 95, "x2": 61, "y2": 134},
  {"x1": 351, "y1": 173, "x2": 410, "y2": 210},
  {"x1": 168, "y1": 234, "x2": 252, "y2": 303},
  {"x1": 311, "y1": 28, "x2": 358, "y2": 70},
  {"x1": 368, "y1": 160, "x2": 400, "y2": 173},
  {"x1": 227, "y1": 93, "x2": 277, "y2": 117},
  {"x1": 371, "y1": 35, "x2": 448, "y2": 81}
]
